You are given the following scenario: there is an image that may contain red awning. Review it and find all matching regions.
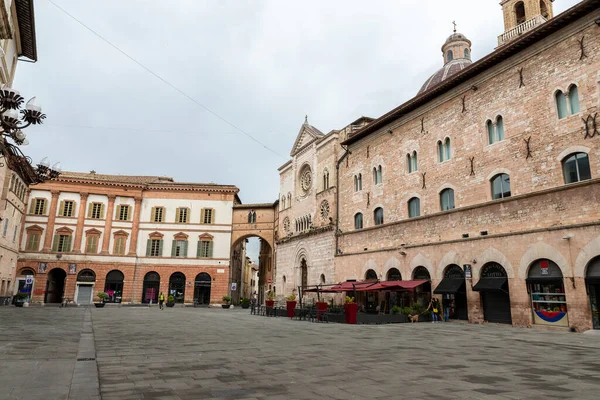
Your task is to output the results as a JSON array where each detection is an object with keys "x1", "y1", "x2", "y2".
[
  {"x1": 369, "y1": 280, "x2": 428, "y2": 292},
  {"x1": 303, "y1": 280, "x2": 428, "y2": 293}
]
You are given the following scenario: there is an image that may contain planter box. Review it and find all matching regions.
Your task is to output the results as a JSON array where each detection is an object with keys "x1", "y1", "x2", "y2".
[
  {"x1": 222, "y1": 304, "x2": 231, "y2": 309},
  {"x1": 166, "y1": 302, "x2": 175, "y2": 308},
  {"x1": 241, "y1": 304, "x2": 250, "y2": 309},
  {"x1": 94, "y1": 303, "x2": 105, "y2": 308},
  {"x1": 344, "y1": 303, "x2": 358, "y2": 324},
  {"x1": 265, "y1": 300, "x2": 275, "y2": 308},
  {"x1": 286, "y1": 301, "x2": 297, "y2": 318},
  {"x1": 14, "y1": 302, "x2": 24, "y2": 308},
  {"x1": 316, "y1": 302, "x2": 328, "y2": 321}
]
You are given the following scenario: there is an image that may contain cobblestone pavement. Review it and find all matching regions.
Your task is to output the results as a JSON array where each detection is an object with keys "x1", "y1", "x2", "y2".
[{"x1": 2, "y1": 306, "x2": 600, "y2": 399}]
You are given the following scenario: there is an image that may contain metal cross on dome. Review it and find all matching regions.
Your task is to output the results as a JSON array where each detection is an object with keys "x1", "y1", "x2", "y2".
[{"x1": 452, "y1": 21, "x2": 457, "y2": 33}]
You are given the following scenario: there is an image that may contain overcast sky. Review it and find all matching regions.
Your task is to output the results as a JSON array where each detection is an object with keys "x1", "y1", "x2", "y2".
[{"x1": 14, "y1": 0, "x2": 581, "y2": 262}]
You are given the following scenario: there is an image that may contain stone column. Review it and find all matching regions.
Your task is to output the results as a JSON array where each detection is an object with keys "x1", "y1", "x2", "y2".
[
  {"x1": 100, "y1": 195, "x2": 116, "y2": 254},
  {"x1": 71, "y1": 192, "x2": 89, "y2": 254},
  {"x1": 128, "y1": 197, "x2": 143, "y2": 256},
  {"x1": 42, "y1": 190, "x2": 60, "y2": 252}
]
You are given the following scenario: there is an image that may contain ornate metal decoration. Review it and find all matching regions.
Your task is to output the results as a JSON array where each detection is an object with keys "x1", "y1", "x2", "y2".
[
  {"x1": 469, "y1": 157, "x2": 475, "y2": 176},
  {"x1": 346, "y1": 157, "x2": 349, "y2": 168},
  {"x1": 461, "y1": 96, "x2": 466, "y2": 113},
  {"x1": 518, "y1": 67, "x2": 525, "y2": 88},
  {"x1": 421, "y1": 172, "x2": 427, "y2": 189},
  {"x1": 420, "y1": 117, "x2": 425, "y2": 134},
  {"x1": 578, "y1": 35, "x2": 587, "y2": 60},
  {"x1": 583, "y1": 114, "x2": 599, "y2": 139},
  {"x1": 367, "y1": 192, "x2": 370, "y2": 206},
  {"x1": 366, "y1": 146, "x2": 370, "y2": 159},
  {"x1": 524, "y1": 136, "x2": 532, "y2": 159},
  {"x1": 320, "y1": 200, "x2": 330, "y2": 220}
]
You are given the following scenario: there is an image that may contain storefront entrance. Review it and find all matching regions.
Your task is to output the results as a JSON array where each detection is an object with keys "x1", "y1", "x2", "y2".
[
  {"x1": 585, "y1": 257, "x2": 600, "y2": 329},
  {"x1": 45, "y1": 268, "x2": 66, "y2": 303},
  {"x1": 194, "y1": 273, "x2": 211, "y2": 305},
  {"x1": 14, "y1": 269, "x2": 35, "y2": 304},
  {"x1": 142, "y1": 272, "x2": 160, "y2": 304},
  {"x1": 473, "y1": 263, "x2": 512, "y2": 324},
  {"x1": 75, "y1": 269, "x2": 96, "y2": 305},
  {"x1": 434, "y1": 264, "x2": 468, "y2": 320},
  {"x1": 104, "y1": 270, "x2": 124, "y2": 303},
  {"x1": 169, "y1": 272, "x2": 186, "y2": 304},
  {"x1": 413, "y1": 266, "x2": 432, "y2": 308},
  {"x1": 527, "y1": 259, "x2": 568, "y2": 327}
]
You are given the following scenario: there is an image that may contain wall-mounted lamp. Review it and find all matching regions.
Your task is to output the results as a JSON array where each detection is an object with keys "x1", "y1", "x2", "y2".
[
  {"x1": 480, "y1": 230, "x2": 488, "y2": 236},
  {"x1": 462, "y1": 233, "x2": 469, "y2": 238},
  {"x1": 471, "y1": 259, "x2": 477, "y2": 264},
  {"x1": 399, "y1": 251, "x2": 407, "y2": 256},
  {"x1": 562, "y1": 234, "x2": 573, "y2": 240}
]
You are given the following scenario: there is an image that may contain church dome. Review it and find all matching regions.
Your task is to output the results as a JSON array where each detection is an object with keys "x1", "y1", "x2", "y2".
[
  {"x1": 417, "y1": 29, "x2": 473, "y2": 96},
  {"x1": 417, "y1": 58, "x2": 472, "y2": 95}
]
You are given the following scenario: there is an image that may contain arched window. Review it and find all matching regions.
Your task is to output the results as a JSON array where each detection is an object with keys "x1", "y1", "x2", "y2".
[
  {"x1": 387, "y1": 268, "x2": 401, "y2": 281},
  {"x1": 374, "y1": 207, "x2": 384, "y2": 225},
  {"x1": 568, "y1": 85, "x2": 580, "y2": 115},
  {"x1": 300, "y1": 259, "x2": 308, "y2": 288},
  {"x1": 491, "y1": 173, "x2": 511, "y2": 200},
  {"x1": 446, "y1": 50, "x2": 454, "y2": 62},
  {"x1": 287, "y1": 192, "x2": 292, "y2": 208},
  {"x1": 487, "y1": 116, "x2": 505, "y2": 144},
  {"x1": 515, "y1": 1, "x2": 526, "y2": 24},
  {"x1": 358, "y1": 173, "x2": 362, "y2": 190},
  {"x1": 496, "y1": 116, "x2": 504, "y2": 141},
  {"x1": 540, "y1": 0, "x2": 549, "y2": 18},
  {"x1": 440, "y1": 188, "x2": 455, "y2": 211},
  {"x1": 486, "y1": 120, "x2": 494, "y2": 144},
  {"x1": 323, "y1": 169, "x2": 330, "y2": 190},
  {"x1": 373, "y1": 165, "x2": 382, "y2": 184},
  {"x1": 365, "y1": 269, "x2": 378, "y2": 281},
  {"x1": 354, "y1": 213, "x2": 363, "y2": 230},
  {"x1": 408, "y1": 197, "x2": 420, "y2": 218},
  {"x1": 407, "y1": 152, "x2": 418, "y2": 173},
  {"x1": 438, "y1": 138, "x2": 451, "y2": 162},
  {"x1": 281, "y1": 197, "x2": 285, "y2": 210},
  {"x1": 555, "y1": 90, "x2": 568, "y2": 119},
  {"x1": 464, "y1": 48, "x2": 470, "y2": 59},
  {"x1": 354, "y1": 175, "x2": 358, "y2": 192},
  {"x1": 562, "y1": 152, "x2": 591, "y2": 184},
  {"x1": 320, "y1": 274, "x2": 326, "y2": 284}
]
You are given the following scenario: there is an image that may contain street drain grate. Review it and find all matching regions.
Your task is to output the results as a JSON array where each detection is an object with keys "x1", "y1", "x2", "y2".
[{"x1": 77, "y1": 357, "x2": 96, "y2": 361}]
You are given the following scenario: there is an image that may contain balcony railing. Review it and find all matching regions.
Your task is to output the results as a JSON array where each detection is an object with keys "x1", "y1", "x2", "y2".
[{"x1": 498, "y1": 15, "x2": 547, "y2": 46}]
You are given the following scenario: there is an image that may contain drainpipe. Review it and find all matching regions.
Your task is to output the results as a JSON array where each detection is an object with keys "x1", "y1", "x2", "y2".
[{"x1": 335, "y1": 145, "x2": 351, "y2": 255}]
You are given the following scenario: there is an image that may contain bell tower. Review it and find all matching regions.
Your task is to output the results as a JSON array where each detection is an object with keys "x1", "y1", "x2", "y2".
[{"x1": 498, "y1": 0, "x2": 554, "y2": 46}]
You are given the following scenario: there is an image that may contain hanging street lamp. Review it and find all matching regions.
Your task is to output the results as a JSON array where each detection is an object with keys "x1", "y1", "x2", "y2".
[{"x1": 0, "y1": 85, "x2": 61, "y2": 183}]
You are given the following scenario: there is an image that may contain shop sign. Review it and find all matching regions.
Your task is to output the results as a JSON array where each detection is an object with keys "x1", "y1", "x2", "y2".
[
  {"x1": 445, "y1": 265, "x2": 464, "y2": 279},
  {"x1": 463, "y1": 265, "x2": 472, "y2": 279},
  {"x1": 481, "y1": 263, "x2": 507, "y2": 278},
  {"x1": 217, "y1": 269, "x2": 225, "y2": 274},
  {"x1": 540, "y1": 260, "x2": 549, "y2": 275},
  {"x1": 25, "y1": 276, "x2": 33, "y2": 285},
  {"x1": 231, "y1": 282, "x2": 237, "y2": 291}
]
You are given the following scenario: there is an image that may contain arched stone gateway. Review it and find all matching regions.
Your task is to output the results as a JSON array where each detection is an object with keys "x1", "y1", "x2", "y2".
[
  {"x1": 231, "y1": 203, "x2": 276, "y2": 305},
  {"x1": 473, "y1": 263, "x2": 512, "y2": 324},
  {"x1": 45, "y1": 268, "x2": 66, "y2": 304}
]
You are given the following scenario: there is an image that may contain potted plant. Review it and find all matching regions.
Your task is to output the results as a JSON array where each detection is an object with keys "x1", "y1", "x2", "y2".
[
  {"x1": 166, "y1": 295, "x2": 175, "y2": 307},
  {"x1": 240, "y1": 297, "x2": 250, "y2": 309},
  {"x1": 95, "y1": 292, "x2": 109, "y2": 308},
  {"x1": 265, "y1": 291, "x2": 275, "y2": 308},
  {"x1": 222, "y1": 295, "x2": 232, "y2": 309},
  {"x1": 344, "y1": 296, "x2": 358, "y2": 324},
  {"x1": 315, "y1": 297, "x2": 329, "y2": 321},
  {"x1": 285, "y1": 294, "x2": 297, "y2": 318},
  {"x1": 14, "y1": 292, "x2": 28, "y2": 307}
]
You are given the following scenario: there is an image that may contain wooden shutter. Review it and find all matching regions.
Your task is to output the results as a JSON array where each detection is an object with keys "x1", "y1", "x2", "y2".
[
  {"x1": 176, "y1": 208, "x2": 181, "y2": 223},
  {"x1": 200, "y1": 209, "x2": 205, "y2": 224},
  {"x1": 158, "y1": 240, "x2": 164, "y2": 256},
  {"x1": 71, "y1": 202, "x2": 77, "y2": 217},
  {"x1": 42, "y1": 200, "x2": 48, "y2": 215},
  {"x1": 87, "y1": 203, "x2": 93, "y2": 218},
  {"x1": 32, "y1": 234, "x2": 40, "y2": 251},
  {"x1": 208, "y1": 241, "x2": 214, "y2": 257},
  {"x1": 100, "y1": 204, "x2": 105, "y2": 219},
  {"x1": 182, "y1": 240, "x2": 188, "y2": 257},
  {"x1": 196, "y1": 241, "x2": 201, "y2": 257},
  {"x1": 211, "y1": 209, "x2": 215, "y2": 224},
  {"x1": 146, "y1": 239, "x2": 151, "y2": 256},
  {"x1": 115, "y1": 205, "x2": 121, "y2": 221},
  {"x1": 58, "y1": 201, "x2": 65, "y2": 216},
  {"x1": 171, "y1": 240, "x2": 177, "y2": 257},
  {"x1": 150, "y1": 207, "x2": 156, "y2": 222},
  {"x1": 51, "y1": 235, "x2": 59, "y2": 251},
  {"x1": 126, "y1": 206, "x2": 131, "y2": 221},
  {"x1": 65, "y1": 236, "x2": 72, "y2": 252},
  {"x1": 28, "y1": 200, "x2": 35, "y2": 214}
]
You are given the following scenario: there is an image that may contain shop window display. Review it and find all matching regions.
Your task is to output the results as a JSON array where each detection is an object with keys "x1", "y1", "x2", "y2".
[{"x1": 527, "y1": 259, "x2": 568, "y2": 327}]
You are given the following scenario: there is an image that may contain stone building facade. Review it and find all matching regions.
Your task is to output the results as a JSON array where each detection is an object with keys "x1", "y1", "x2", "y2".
[
  {"x1": 0, "y1": 0, "x2": 37, "y2": 303},
  {"x1": 16, "y1": 172, "x2": 239, "y2": 305},
  {"x1": 275, "y1": 117, "x2": 371, "y2": 300},
  {"x1": 334, "y1": 0, "x2": 600, "y2": 331}
]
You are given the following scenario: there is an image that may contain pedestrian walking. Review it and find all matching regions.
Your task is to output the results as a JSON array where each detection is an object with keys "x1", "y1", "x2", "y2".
[
  {"x1": 158, "y1": 292, "x2": 165, "y2": 310},
  {"x1": 250, "y1": 294, "x2": 257, "y2": 315},
  {"x1": 443, "y1": 296, "x2": 450, "y2": 322}
]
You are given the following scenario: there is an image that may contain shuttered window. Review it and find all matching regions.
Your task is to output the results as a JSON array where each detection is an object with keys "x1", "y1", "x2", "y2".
[
  {"x1": 26, "y1": 233, "x2": 40, "y2": 251},
  {"x1": 197, "y1": 241, "x2": 213, "y2": 258},
  {"x1": 2, "y1": 219, "x2": 8, "y2": 237},
  {"x1": 31, "y1": 198, "x2": 47, "y2": 215},
  {"x1": 116, "y1": 205, "x2": 130, "y2": 221},
  {"x1": 172, "y1": 240, "x2": 188, "y2": 257},
  {"x1": 146, "y1": 239, "x2": 163, "y2": 257},
  {"x1": 85, "y1": 235, "x2": 99, "y2": 253},
  {"x1": 151, "y1": 207, "x2": 165, "y2": 222},
  {"x1": 201, "y1": 208, "x2": 215, "y2": 224},
  {"x1": 113, "y1": 237, "x2": 126, "y2": 255},
  {"x1": 176, "y1": 208, "x2": 189, "y2": 223},
  {"x1": 52, "y1": 235, "x2": 72, "y2": 252},
  {"x1": 88, "y1": 203, "x2": 104, "y2": 219},
  {"x1": 59, "y1": 200, "x2": 75, "y2": 217}
]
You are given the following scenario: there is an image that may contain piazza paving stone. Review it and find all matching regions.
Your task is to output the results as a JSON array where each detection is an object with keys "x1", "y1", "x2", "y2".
[{"x1": 1, "y1": 306, "x2": 600, "y2": 399}]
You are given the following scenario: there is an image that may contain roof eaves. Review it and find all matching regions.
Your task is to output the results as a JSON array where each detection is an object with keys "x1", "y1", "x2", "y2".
[{"x1": 15, "y1": 0, "x2": 36, "y2": 61}]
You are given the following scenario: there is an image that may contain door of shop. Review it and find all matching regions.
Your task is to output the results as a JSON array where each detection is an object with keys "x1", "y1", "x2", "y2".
[
  {"x1": 585, "y1": 257, "x2": 600, "y2": 329},
  {"x1": 76, "y1": 285, "x2": 93, "y2": 305},
  {"x1": 434, "y1": 265, "x2": 468, "y2": 320},
  {"x1": 473, "y1": 263, "x2": 512, "y2": 324}
]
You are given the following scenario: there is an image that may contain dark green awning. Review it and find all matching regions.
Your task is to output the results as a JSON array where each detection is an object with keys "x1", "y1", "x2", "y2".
[
  {"x1": 434, "y1": 279, "x2": 465, "y2": 294},
  {"x1": 472, "y1": 278, "x2": 507, "y2": 292}
]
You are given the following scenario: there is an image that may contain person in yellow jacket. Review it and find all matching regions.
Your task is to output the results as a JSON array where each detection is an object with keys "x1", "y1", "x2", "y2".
[{"x1": 158, "y1": 292, "x2": 165, "y2": 310}]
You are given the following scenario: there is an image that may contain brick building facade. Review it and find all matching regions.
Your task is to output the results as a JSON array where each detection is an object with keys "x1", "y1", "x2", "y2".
[
  {"x1": 334, "y1": 0, "x2": 600, "y2": 331},
  {"x1": 16, "y1": 172, "x2": 239, "y2": 305}
]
